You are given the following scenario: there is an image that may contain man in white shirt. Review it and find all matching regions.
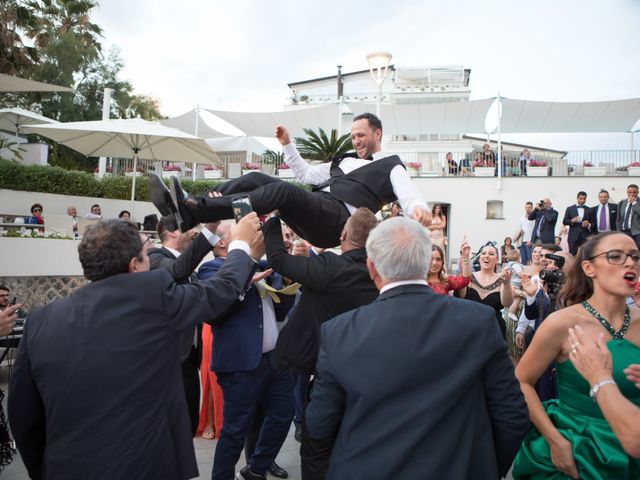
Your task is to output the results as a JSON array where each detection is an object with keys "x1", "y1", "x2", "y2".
[
  {"x1": 85, "y1": 203, "x2": 102, "y2": 220},
  {"x1": 515, "y1": 201, "x2": 535, "y2": 264},
  {"x1": 149, "y1": 113, "x2": 431, "y2": 248}
]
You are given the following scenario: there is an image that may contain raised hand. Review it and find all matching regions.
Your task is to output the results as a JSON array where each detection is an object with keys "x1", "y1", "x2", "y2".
[
  {"x1": 412, "y1": 206, "x2": 432, "y2": 227},
  {"x1": 275, "y1": 125, "x2": 291, "y2": 146}
]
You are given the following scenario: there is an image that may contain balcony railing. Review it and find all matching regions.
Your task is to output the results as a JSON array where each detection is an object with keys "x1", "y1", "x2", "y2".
[
  {"x1": 386, "y1": 150, "x2": 640, "y2": 177},
  {"x1": 102, "y1": 149, "x2": 640, "y2": 180}
]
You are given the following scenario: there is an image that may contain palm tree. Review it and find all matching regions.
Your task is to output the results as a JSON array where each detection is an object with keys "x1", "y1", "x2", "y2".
[
  {"x1": 294, "y1": 128, "x2": 353, "y2": 162},
  {"x1": 262, "y1": 149, "x2": 284, "y2": 166},
  {"x1": 0, "y1": 0, "x2": 40, "y2": 75}
]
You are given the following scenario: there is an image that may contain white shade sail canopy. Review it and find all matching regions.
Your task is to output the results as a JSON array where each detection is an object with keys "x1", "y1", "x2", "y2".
[
  {"x1": 205, "y1": 136, "x2": 270, "y2": 154},
  {"x1": 161, "y1": 108, "x2": 228, "y2": 138},
  {"x1": 207, "y1": 97, "x2": 640, "y2": 136},
  {"x1": 499, "y1": 97, "x2": 640, "y2": 133},
  {"x1": 23, "y1": 118, "x2": 219, "y2": 163},
  {"x1": 206, "y1": 104, "x2": 341, "y2": 138},
  {"x1": 0, "y1": 107, "x2": 58, "y2": 136},
  {"x1": 0, "y1": 73, "x2": 74, "y2": 92}
]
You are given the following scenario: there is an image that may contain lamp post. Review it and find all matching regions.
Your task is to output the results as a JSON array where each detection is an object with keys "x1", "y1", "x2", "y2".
[{"x1": 366, "y1": 51, "x2": 392, "y2": 117}]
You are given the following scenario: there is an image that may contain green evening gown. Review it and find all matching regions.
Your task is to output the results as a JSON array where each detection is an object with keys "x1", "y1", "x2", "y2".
[{"x1": 513, "y1": 339, "x2": 640, "y2": 479}]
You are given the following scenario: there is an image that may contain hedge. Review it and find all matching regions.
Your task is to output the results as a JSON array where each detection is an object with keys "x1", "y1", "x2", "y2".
[{"x1": 0, "y1": 159, "x2": 309, "y2": 201}]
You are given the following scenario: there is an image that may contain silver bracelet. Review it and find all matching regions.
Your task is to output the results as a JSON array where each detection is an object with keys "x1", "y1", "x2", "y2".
[{"x1": 589, "y1": 379, "x2": 616, "y2": 403}]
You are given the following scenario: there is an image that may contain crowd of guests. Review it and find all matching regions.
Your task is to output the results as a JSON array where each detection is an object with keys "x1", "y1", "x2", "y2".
[{"x1": 1, "y1": 112, "x2": 639, "y2": 480}]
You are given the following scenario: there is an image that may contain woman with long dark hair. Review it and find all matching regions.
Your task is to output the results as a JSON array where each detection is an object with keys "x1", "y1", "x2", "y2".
[
  {"x1": 459, "y1": 244, "x2": 513, "y2": 338},
  {"x1": 426, "y1": 241, "x2": 471, "y2": 295},
  {"x1": 428, "y1": 204, "x2": 446, "y2": 250},
  {"x1": 513, "y1": 232, "x2": 640, "y2": 479}
]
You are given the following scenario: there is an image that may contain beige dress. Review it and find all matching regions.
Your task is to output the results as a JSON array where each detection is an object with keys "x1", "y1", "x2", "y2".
[{"x1": 429, "y1": 216, "x2": 445, "y2": 250}]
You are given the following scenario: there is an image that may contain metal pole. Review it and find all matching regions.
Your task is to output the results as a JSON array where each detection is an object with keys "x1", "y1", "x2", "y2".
[
  {"x1": 130, "y1": 152, "x2": 138, "y2": 216},
  {"x1": 337, "y1": 96, "x2": 343, "y2": 135},
  {"x1": 193, "y1": 105, "x2": 199, "y2": 181},
  {"x1": 98, "y1": 88, "x2": 112, "y2": 178},
  {"x1": 496, "y1": 93, "x2": 502, "y2": 179},
  {"x1": 376, "y1": 86, "x2": 382, "y2": 118}
]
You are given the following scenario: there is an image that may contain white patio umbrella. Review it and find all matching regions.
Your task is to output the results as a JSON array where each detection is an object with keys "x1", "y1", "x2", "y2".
[
  {"x1": 0, "y1": 107, "x2": 59, "y2": 136},
  {"x1": 24, "y1": 118, "x2": 219, "y2": 216},
  {"x1": 0, "y1": 73, "x2": 74, "y2": 92}
]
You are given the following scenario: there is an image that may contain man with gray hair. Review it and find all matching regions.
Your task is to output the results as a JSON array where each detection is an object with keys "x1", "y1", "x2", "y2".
[{"x1": 305, "y1": 217, "x2": 529, "y2": 479}]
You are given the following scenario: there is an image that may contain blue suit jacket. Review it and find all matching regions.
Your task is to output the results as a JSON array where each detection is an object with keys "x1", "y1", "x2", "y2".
[
  {"x1": 198, "y1": 257, "x2": 292, "y2": 373},
  {"x1": 306, "y1": 284, "x2": 529, "y2": 479}
]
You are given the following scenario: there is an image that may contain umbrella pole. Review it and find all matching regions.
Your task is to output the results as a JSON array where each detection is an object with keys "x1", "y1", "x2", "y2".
[{"x1": 130, "y1": 153, "x2": 138, "y2": 218}]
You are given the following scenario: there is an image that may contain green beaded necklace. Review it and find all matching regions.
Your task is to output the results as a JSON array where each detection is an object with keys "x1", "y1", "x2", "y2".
[{"x1": 581, "y1": 301, "x2": 630, "y2": 340}]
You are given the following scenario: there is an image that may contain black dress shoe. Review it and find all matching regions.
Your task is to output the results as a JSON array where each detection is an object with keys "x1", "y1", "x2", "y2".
[
  {"x1": 236, "y1": 465, "x2": 266, "y2": 480},
  {"x1": 169, "y1": 175, "x2": 200, "y2": 232},
  {"x1": 148, "y1": 174, "x2": 174, "y2": 216},
  {"x1": 268, "y1": 462, "x2": 288, "y2": 478},
  {"x1": 294, "y1": 424, "x2": 302, "y2": 443}
]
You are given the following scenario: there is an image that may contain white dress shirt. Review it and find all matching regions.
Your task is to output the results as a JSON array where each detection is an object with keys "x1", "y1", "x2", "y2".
[
  {"x1": 380, "y1": 279, "x2": 428, "y2": 295},
  {"x1": 283, "y1": 143, "x2": 427, "y2": 217}
]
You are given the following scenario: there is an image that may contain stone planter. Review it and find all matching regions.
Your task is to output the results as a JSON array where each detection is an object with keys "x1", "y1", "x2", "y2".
[
  {"x1": 125, "y1": 172, "x2": 143, "y2": 178},
  {"x1": 527, "y1": 166, "x2": 548, "y2": 177},
  {"x1": 627, "y1": 166, "x2": 640, "y2": 176},
  {"x1": 204, "y1": 170, "x2": 222, "y2": 179},
  {"x1": 474, "y1": 166, "x2": 495, "y2": 177},
  {"x1": 583, "y1": 166, "x2": 606, "y2": 176},
  {"x1": 407, "y1": 167, "x2": 420, "y2": 176},
  {"x1": 242, "y1": 169, "x2": 260, "y2": 176},
  {"x1": 278, "y1": 169, "x2": 294, "y2": 178},
  {"x1": 162, "y1": 171, "x2": 182, "y2": 179}
]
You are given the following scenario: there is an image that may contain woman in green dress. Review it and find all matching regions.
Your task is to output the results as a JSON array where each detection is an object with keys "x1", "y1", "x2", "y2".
[{"x1": 513, "y1": 232, "x2": 640, "y2": 479}]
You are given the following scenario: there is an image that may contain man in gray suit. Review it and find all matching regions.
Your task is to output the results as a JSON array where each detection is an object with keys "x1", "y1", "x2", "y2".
[
  {"x1": 617, "y1": 183, "x2": 640, "y2": 248},
  {"x1": 306, "y1": 217, "x2": 529, "y2": 479},
  {"x1": 9, "y1": 215, "x2": 262, "y2": 480}
]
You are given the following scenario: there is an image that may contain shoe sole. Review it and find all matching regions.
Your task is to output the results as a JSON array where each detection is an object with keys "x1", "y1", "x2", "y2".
[{"x1": 148, "y1": 174, "x2": 174, "y2": 217}]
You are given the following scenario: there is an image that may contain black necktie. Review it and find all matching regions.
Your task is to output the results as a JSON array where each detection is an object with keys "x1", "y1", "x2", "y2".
[{"x1": 623, "y1": 202, "x2": 633, "y2": 230}]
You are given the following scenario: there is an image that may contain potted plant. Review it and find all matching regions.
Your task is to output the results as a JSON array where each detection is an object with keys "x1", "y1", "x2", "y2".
[
  {"x1": 241, "y1": 162, "x2": 261, "y2": 175},
  {"x1": 277, "y1": 163, "x2": 294, "y2": 178},
  {"x1": 527, "y1": 159, "x2": 548, "y2": 177},
  {"x1": 203, "y1": 164, "x2": 223, "y2": 179},
  {"x1": 628, "y1": 161, "x2": 640, "y2": 176},
  {"x1": 405, "y1": 161, "x2": 421, "y2": 176},
  {"x1": 162, "y1": 164, "x2": 182, "y2": 178},
  {"x1": 582, "y1": 161, "x2": 606, "y2": 176},
  {"x1": 124, "y1": 166, "x2": 145, "y2": 177},
  {"x1": 93, "y1": 166, "x2": 113, "y2": 177},
  {"x1": 472, "y1": 159, "x2": 494, "y2": 177}
]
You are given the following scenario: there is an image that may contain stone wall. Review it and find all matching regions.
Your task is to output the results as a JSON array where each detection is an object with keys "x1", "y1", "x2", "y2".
[{"x1": 0, "y1": 276, "x2": 88, "y2": 312}]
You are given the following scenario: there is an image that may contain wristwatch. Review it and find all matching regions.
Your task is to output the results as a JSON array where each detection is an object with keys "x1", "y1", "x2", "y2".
[{"x1": 589, "y1": 379, "x2": 616, "y2": 403}]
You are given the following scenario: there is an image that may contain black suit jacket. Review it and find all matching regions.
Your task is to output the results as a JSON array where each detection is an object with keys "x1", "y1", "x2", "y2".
[
  {"x1": 8, "y1": 250, "x2": 255, "y2": 480},
  {"x1": 148, "y1": 233, "x2": 213, "y2": 362},
  {"x1": 306, "y1": 284, "x2": 529, "y2": 479},
  {"x1": 528, "y1": 207, "x2": 558, "y2": 244},
  {"x1": 263, "y1": 217, "x2": 378, "y2": 374},
  {"x1": 586, "y1": 202, "x2": 618, "y2": 234},
  {"x1": 562, "y1": 204, "x2": 590, "y2": 244}
]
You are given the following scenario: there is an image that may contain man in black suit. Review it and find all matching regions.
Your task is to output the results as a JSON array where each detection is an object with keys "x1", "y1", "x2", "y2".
[
  {"x1": 585, "y1": 189, "x2": 617, "y2": 235},
  {"x1": 8, "y1": 216, "x2": 262, "y2": 480},
  {"x1": 148, "y1": 215, "x2": 220, "y2": 436},
  {"x1": 148, "y1": 112, "x2": 431, "y2": 248},
  {"x1": 617, "y1": 183, "x2": 640, "y2": 247},
  {"x1": 305, "y1": 217, "x2": 529, "y2": 479},
  {"x1": 562, "y1": 191, "x2": 590, "y2": 255},
  {"x1": 528, "y1": 197, "x2": 558, "y2": 244},
  {"x1": 263, "y1": 208, "x2": 379, "y2": 480}
]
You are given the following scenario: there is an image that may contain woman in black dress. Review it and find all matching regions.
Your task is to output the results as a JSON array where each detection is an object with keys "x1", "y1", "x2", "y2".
[{"x1": 459, "y1": 244, "x2": 513, "y2": 338}]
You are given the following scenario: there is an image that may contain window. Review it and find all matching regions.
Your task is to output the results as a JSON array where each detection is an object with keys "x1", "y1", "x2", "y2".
[{"x1": 486, "y1": 200, "x2": 504, "y2": 220}]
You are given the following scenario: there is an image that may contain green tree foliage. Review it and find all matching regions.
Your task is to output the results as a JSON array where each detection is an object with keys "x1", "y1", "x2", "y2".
[
  {"x1": 0, "y1": 1, "x2": 163, "y2": 170},
  {"x1": 262, "y1": 149, "x2": 284, "y2": 165},
  {"x1": 294, "y1": 128, "x2": 353, "y2": 162},
  {"x1": 0, "y1": 0, "x2": 40, "y2": 75}
]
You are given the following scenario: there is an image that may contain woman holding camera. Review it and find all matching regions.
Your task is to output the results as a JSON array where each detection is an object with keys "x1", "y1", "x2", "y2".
[{"x1": 512, "y1": 232, "x2": 640, "y2": 479}]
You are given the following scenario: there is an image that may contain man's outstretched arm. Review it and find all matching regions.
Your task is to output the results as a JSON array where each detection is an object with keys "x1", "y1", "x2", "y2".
[{"x1": 275, "y1": 125, "x2": 332, "y2": 184}]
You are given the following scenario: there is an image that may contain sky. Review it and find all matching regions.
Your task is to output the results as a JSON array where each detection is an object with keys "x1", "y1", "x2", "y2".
[{"x1": 93, "y1": 0, "x2": 640, "y2": 149}]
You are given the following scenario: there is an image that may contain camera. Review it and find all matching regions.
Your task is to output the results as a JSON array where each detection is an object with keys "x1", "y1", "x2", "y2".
[
  {"x1": 538, "y1": 199, "x2": 545, "y2": 208},
  {"x1": 539, "y1": 268, "x2": 566, "y2": 285}
]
